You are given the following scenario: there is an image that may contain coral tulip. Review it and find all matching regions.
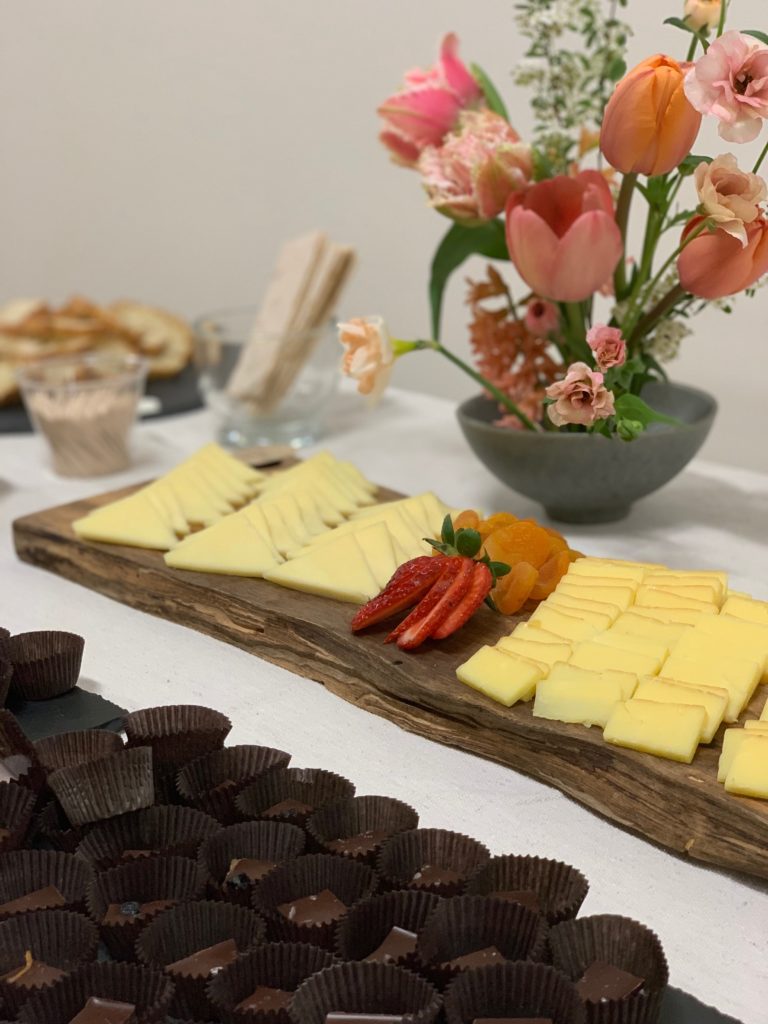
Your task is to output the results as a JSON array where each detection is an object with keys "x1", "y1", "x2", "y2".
[
  {"x1": 505, "y1": 171, "x2": 623, "y2": 303},
  {"x1": 601, "y1": 55, "x2": 702, "y2": 176},
  {"x1": 378, "y1": 33, "x2": 482, "y2": 166},
  {"x1": 677, "y1": 215, "x2": 768, "y2": 299}
]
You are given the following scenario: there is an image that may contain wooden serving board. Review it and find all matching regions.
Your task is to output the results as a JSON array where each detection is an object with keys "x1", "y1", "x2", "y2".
[{"x1": 12, "y1": 480, "x2": 768, "y2": 883}]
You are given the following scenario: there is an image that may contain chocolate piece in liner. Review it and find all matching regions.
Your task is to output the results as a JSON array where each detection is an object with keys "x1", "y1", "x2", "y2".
[
  {"x1": 176, "y1": 744, "x2": 291, "y2": 823},
  {"x1": 377, "y1": 828, "x2": 490, "y2": 897},
  {"x1": 102, "y1": 898, "x2": 178, "y2": 926},
  {"x1": 307, "y1": 795, "x2": 419, "y2": 866},
  {"x1": 336, "y1": 889, "x2": 442, "y2": 968},
  {"x1": 0, "y1": 849, "x2": 94, "y2": 921},
  {"x1": 236, "y1": 768, "x2": 355, "y2": 829},
  {"x1": 0, "y1": 885, "x2": 66, "y2": 916},
  {"x1": 238, "y1": 984, "x2": 293, "y2": 1012},
  {"x1": 1, "y1": 954, "x2": 65, "y2": 989},
  {"x1": 365, "y1": 926, "x2": 418, "y2": 966},
  {"x1": 324, "y1": 1015, "x2": 404, "y2": 1023},
  {"x1": 442, "y1": 961, "x2": 586, "y2": 1024},
  {"x1": 575, "y1": 963, "x2": 644, "y2": 1004},
  {"x1": 0, "y1": 781, "x2": 36, "y2": 853},
  {"x1": 6, "y1": 630, "x2": 84, "y2": 701},
  {"x1": 278, "y1": 889, "x2": 348, "y2": 927},
  {"x1": 444, "y1": 946, "x2": 507, "y2": 970},
  {"x1": 264, "y1": 798, "x2": 313, "y2": 819},
  {"x1": 490, "y1": 890, "x2": 541, "y2": 915},
  {"x1": 33, "y1": 730, "x2": 124, "y2": 773},
  {"x1": 198, "y1": 819, "x2": 305, "y2": 907},
  {"x1": 472, "y1": 1018, "x2": 552, "y2": 1023},
  {"x1": 466, "y1": 855, "x2": 589, "y2": 926},
  {"x1": 49, "y1": 746, "x2": 155, "y2": 827},
  {"x1": 69, "y1": 996, "x2": 136, "y2": 1023},
  {"x1": 76, "y1": 804, "x2": 220, "y2": 871},
  {"x1": 124, "y1": 704, "x2": 232, "y2": 766},
  {"x1": 167, "y1": 937, "x2": 238, "y2": 978}
]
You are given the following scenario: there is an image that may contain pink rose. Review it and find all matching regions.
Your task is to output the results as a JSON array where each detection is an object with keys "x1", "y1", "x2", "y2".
[
  {"x1": 524, "y1": 298, "x2": 559, "y2": 336},
  {"x1": 337, "y1": 316, "x2": 394, "y2": 402},
  {"x1": 378, "y1": 34, "x2": 482, "y2": 166},
  {"x1": 694, "y1": 153, "x2": 767, "y2": 246},
  {"x1": 586, "y1": 324, "x2": 627, "y2": 371},
  {"x1": 685, "y1": 30, "x2": 768, "y2": 143},
  {"x1": 545, "y1": 362, "x2": 616, "y2": 427},
  {"x1": 418, "y1": 110, "x2": 532, "y2": 222}
]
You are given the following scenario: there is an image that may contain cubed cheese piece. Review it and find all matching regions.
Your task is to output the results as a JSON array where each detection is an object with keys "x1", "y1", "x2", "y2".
[
  {"x1": 644, "y1": 573, "x2": 725, "y2": 603},
  {"x1": 660, "y1": 653, "x2": 760, "y2": 720},
  {"x1": 718, "y1": 726, "x2": 768, "y2": 781},
  {"x1": 546, "y1": 661, "x2": 637, "y2": 698},
  {"x1": 548, "y1": 593, "x2": 621, "y2": 621},
  {"x1": 746, "y1": 720, "x2": 768, "y2": 730},
  {"x1": 511, "y1": 622, "x2": 570, "y2": 644},
  {"x1": 622, "y1": 605, "x2": 707, "y2": 628},
  {"x1": 654, "y1": 567, "x2": 728, "y2": 589},
  {"x1": 696, "y1": 616, "x2": 768, "y2": 678},
  {"x1": 533, "y1": 603, "x2": 613, "y2": 631},
  {"x1": 635, "y1": 589, "x2": 717, "y2": 613},
  {"x1": 579, "y1": 558, "x2": 665, "y2": 569},
  {"x1": 604, "y1": 700, "x2": 705, "y2": 763},
  {"x1": 644, "y1": 583, "x2": 722, "y2": 606},
  {"x1": 556, "y1": 581, "x2": 636, "y2": 611},
  {"x1": 634, "y1": 678, "x2": 727, "y2": 743},
  {"x1": 721, "y1": 595, "x2": 768, "y2": 627},
  {"x1": 456, "y1": 646, "x2": 543, "y2": 707},
  {"x1": 528, "y1": 607, "x2": 602, "y2": 642},
  {"x1": 164, "y1": 509, "x2": 282, "y2": 577},
  {"x1": 724, "y1": 734, "x2": 768, "y2": 798},
  {"x1": 533, "y1": 671, "x2": 629, "y2": 728},
  {"x1": 593, "y1": 629, "x2": 669, "y2": 663},
  {"x1": 610, "y1": 613, "x2": 690, "y2": 647},
  {"x1": 569, "y1": 639, "x2": 665, "y2": 677},
  {"x1": 73, "y1": 491, "x2": 179, "y2": 551},
  {"x1": 568, "y1": 561, "x2": 648, "y2": 583},
  {"x1": 496, "y1": 636, "x2": 572, "y2": 668},
  {"x1": 264, "y1": 533, "x2": 378, "y2": 603}
]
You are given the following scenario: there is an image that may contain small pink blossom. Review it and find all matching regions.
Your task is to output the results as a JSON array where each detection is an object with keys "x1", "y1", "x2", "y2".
[
  {"x1": 586, "y1": 324, "x2": 627, "y2": 371},
  {"x1": 694, "y1": 153, "x2": 767, "y2": 246},
  {"x1": 337, "y1": 316, "x2": 393, "y2": 402},
  {"x1": 418, "y1": 110, "x2": 532, "y2": 222},
  {"x1": 545, "y1": 362, "x2": 616, "y2": 427},
  {"x1": 524, "y1": 298, "x2": 559, "y2": 336},
  {"x1": 684, "y1": 30, "x2": 768, "y2": 143}
]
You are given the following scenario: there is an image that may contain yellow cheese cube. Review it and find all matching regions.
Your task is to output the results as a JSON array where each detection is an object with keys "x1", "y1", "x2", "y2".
[
  {"x1": 721, "y1": 595, "x2": 768, "y2": 627},
  {"x1": 511, "y1": 622, "x2": 571, "y2": 644},
  {"x1": 621, "y1": 605, "x2": 707, "y2": 628},
  {"x1": 593, "y1": 629, "x2": 669, "y2": 663},
  {"x1": 746, "y1": 720, "x2": 768, "y2": 730},
  {"x1": 660, "y1": 654, "x2": 759, "y2": 720},
  {"x1": 569, "y1": 639, "x2": 665, "y2": 677},
  {"x1": 635, "y1": 589, "x2": 717, "y2": 614},
  {"x1": 695, "y1": 616, "x2": 768, "y2": 678},
  {"x1": 655, "y1": 568, "x2": 728, "y2": 590},
  {"x1": 580, "y1": 558, "x2": 665, "y2": 570},
  {"x1": 456, "y1": 646, "x2": 543, "y2": 707},
  {"x1": 604, "y1": 700, "x2": 705, "y2": 763},
  {"x1": 610, "y1": 613, "x2": 690, "y2": 647},
  {"x1": 644, "y1": 573, "x2": 725, "y2": 603},
  {"x1": 496, "y1": 636, "x2": 572, "y2": 669},
  {"x1": 724, "y1": 734, "x2": 768, "y2": 798},
  {"x1": 548, "y1": 593, "x2": 620, "y2": 621},
  {"x1": 718, "y1": 726, "x2": 768, "y2": 781},
  {"x1": 547, "y1": 661, "x2": 637, "y2": 697},
  {"x1": 533, "y1": 669, "x2": 632, "y2": 728},
  {"x1": 532, "y1": 603, "x2": 613, "y2": 631},
  {"x1": 555, "y1": 581, "x2": 636, "y2": 611},
  {"x1": 568, "y1": 561, "x2": 648, "y2": 583},
  {"x1": 634, "y1": 678, "x2": 727, "y2": 743},
  {"x1": 528, "y1": 607, "x2": 602, "y2": 642},
  {"x1": 645, "y1": 583, "x2": 722, "y2": 606}
]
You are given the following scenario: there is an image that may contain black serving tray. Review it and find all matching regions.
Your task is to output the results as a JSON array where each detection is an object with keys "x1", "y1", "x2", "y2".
[{"x1": 7, "y1": 685, "x2": 126, "y2": 740}]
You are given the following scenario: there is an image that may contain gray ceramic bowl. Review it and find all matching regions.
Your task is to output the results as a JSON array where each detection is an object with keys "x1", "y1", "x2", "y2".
[{"x1": 456, "y1": 380, "x2": 717, "y2": 524}]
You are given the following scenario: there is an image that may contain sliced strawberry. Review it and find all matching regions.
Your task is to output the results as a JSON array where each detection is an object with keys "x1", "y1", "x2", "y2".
[
  {"x1": 430, "y1": 561, "x2": 493, "y2": 640},
  {"x1": 350, "y1": 556, "x2": 448, "y2": 632},
  {"x1": 386, "y1": 556, "x2": 464, "y2": 643},
  {"x1": 395, "y1": 558, "x2": 475, "y2": 650}
]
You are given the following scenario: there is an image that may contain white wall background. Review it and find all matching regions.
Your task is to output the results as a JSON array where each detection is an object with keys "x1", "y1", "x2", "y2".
[{"x1": 1, "y1": 0, "x2": 766, "y2": 470}]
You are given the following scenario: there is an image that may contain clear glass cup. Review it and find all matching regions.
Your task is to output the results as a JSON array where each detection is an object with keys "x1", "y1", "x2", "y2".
[
  {"x1": 193, "y1": 307, "x2": 339, "y2": 448},
  {"x1": 16, "y1": 352, "x2": 148, "y2": 477}
]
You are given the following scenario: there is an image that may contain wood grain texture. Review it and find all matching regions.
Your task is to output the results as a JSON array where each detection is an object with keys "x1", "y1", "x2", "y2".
[{"x1": 12, "y1": 481, "x2": 768, "y2": 882}]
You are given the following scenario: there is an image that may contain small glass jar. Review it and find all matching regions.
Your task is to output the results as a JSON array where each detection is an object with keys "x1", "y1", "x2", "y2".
[
  {"x1": 17, "y1": 352, "x2": 147, "y2": 477},
  {"x1": 193, "y1": 307, "x2": 339, "y2": 449}
]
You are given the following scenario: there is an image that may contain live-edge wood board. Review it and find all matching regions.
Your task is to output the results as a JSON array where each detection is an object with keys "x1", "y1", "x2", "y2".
[{"x1": 12, "y1": 478, "x2": 768, "y2": 883}]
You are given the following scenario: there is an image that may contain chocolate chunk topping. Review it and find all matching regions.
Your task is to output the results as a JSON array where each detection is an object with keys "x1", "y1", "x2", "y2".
[
  {"x1": 364, "y1": 925, "x2": 418, "y2": 965},
  {"x1": 237, "y1": 984, "x2": 293, "y2": 1012},
  {"x1": 277, "y1": 888, "x2": 348, "y2": 926},
  {"x1": 167, "y1": 937, "x2": 238, "y2": 978},
  {"x1": 575, "y1": 961, "x2": 645, "y2": 1003}
]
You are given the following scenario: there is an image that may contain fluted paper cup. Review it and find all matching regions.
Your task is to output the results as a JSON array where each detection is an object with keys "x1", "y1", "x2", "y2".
[
  {"x1": 33, "y1": 799, "x2": 86, "y2": 854},
  {"x1": 0, "y1": 849, "x2": 94, "y2": 920},
  {"x1": 307, "y1": 795, "x2": 419, "y2": 865},
  {"x1": 177, "y1": 744, "x2": 291, "y2": 823},
  {"x1": 336, "y1": 888, "x2": 442, "y2": 969},
  {"x1": 467, "y1": 853, "x2": 589, "y2": 925},
  {"x1": 236, "y1": 768, "x2": 355, "y2": 829},
  {"x1": 0, "y1": 781, "x2": 36, "y2": 853},
  {"x1": 6, "y1": 630, "x2": 84, "y2": 701},
  {"x1": 34, "y1": 729, "x2": 123, "y2": 773},
  {"x1": 49, "y1": 746, "x2": 155, "y2": 825},
  {"x1": 124, "y1": 705, "x2": 231, "y2": 766},
  {"x1": 444, "y1": 960, "x2": 585, "y2": 1024},
  {"x1": 0, "y1": 660, "x2": 11, "y2": 708},
  {"x1": 377, "y1": 828, "x2": 490, "y2": 897},
  {"x1": 76, "y1": 804, "x2": 220, "y2": 871},
  {"x1": 0, "y1": 710, "x2": 46, "y2": 794},
  {"x1": 199, "y1": 820, "x2": 305, "y2": 905}
]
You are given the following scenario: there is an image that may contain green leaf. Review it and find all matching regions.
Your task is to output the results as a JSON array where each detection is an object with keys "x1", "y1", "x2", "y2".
[
  {"x1": 488, "y1": 560, "x2": 511, "y2": 579},
  {"x1": 455, "y1": 528, "x2": 482, "y2": 558},
  {"x1": 745, "y1": 30, "x2": 768, "y2": 46},
  {"x1": 429, "y1": 219, "x2": 508, "y2": 339},
  {"x1": 663, "y1": 16, "x2": 709, "y2": 50},
  {"x1": 470, "y1": 63, "x2": 510, "y2": 120},
  {"x1": 441, "y1": 513, "x2": 455, "y2": 548},
  {"x1": 607, "y1": 56, "x2": 627, "y2": 81},
  {"x1": 614, "y1": 393, "x2": 682, "y2": 429},
  {"x1": 679, "y1": 154, "x2": 711, "y2": 176}
]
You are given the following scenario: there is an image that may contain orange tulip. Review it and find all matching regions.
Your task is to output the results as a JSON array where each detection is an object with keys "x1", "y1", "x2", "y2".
[
  {"x1": 677, "y1": 215, "x2": 768, "y2": 299},
  {"x1": 600, "y1": 55, "x2": 702, "y2": 176}
]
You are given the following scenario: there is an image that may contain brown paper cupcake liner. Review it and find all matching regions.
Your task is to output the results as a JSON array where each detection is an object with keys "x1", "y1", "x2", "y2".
[
  {"x1": 207, "y1": 941, "x2": 338, "y2": 1024},
  {"x1": 177, "y1": 744, "x2": 292, "y2": 823},
  {"x1": 6, "y1": 631, "x2": 85, "y2": 701},
  {"x1": 199, "y1": 820, "x2": 306, "y2": 906},
  {"x1": 33, "y1": 729, "x2": 124, "y2": 773},
  {"x1": 254, "y1": 853, "x2": 377, "y2": 951},
  {"x1": 136, "y1": 898, "x2": 266, "y2": 1019},
  {"x1": 0, "y1": 849, "x2": 94, "y2": 921},
  {"x1": 153, "y1": 763, "x2": 185, "y2": 806},
  {"x1": 0, "y1": 908, "x2": 99, "y2": 1015},
  {"x1": 307, "y1": 795, "x2": 419, "y2": 865},
  {"x1": 289, "y1": 960, "x2": 443, "y2": 1024},
  {"x1": 76, "y1": 804, "x2": 220, "y2": 871},
  {"x1": 467, "y1": 853, "x2": 590, "y2": 925},
  {"x1": 0, "y1": 660, "x2": 11, "y2": 708},
  {"x1": 0, "y1": 710, "x2": 46, "y2": 794},
  {"x1": 0, "y1": 627, "x2": 10, "y2": 644},
  {"x1": 377, "y1": 828, "x2": 491, "y2": 897},
  {"x1": 33, "y1": 799, "x2": 87, "y2": 854},
  {"x1": 235, "y1": 767, "x2": 356, "y2": 829},
  {"x1": 124, "y1": 704, "x2": 232, "y2": 766},
  {"x1": 17, "y1": 960, "x2": 174, "y2": 1024},
  {"x1": 0, "y1": 781, "x2": 37, "y2": 853},
  {"x1": 86, "y1": 854, "x2": 206, "y2": 961},
  {"x1": 550, "y1": 914, "x2": 669, "y2": 1024},
  {"x1": 443, "y1": 961, "x2": 586, "y2": 1024},
  {"x1": 336, "y1": 888, "x2": 442, "y2": 969},
  {"x1": 49, "y1": 745, "x2": 155, "y2": 826},
  {"x1": 415, "y1": 893, "x2": 549, "y2": 990}
]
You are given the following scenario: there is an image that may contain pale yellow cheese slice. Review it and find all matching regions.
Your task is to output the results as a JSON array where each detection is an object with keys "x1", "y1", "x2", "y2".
[
  {"x1": 180, "y1": 459, "x2": 242, "y2": 508},
  {"x1": 568, "y1": 561, "x2": 648, "y2": 583},
  {"x1": 352, "y1": 521, "x2": 398, "y2": 590},
  {"x1": 719, "y1": 728, "x2": 763, "y2": 782},
  {"x1": 672, "y1": 623, "x2": 768, "y2": 680},
  {"x1": 569, "y1": 639, "x2": 664, "y2": 677},
  {"x1": 529, "y1": 607, "x2": 601, "y2": 642},
  {"x1": 635, "y1": 589, "x2": 717, "y2": 614},
  {"x1": 192, "y1": 451, "x2": 251, "y2": 503},
  {"x1": 634, "y1": 678, "x2": 727, "y2": 743},
  {"x1": 547, "y1": 662, "x2": 637, "y2": 699},
  {"x1": 644, "y1": 583, "x2": 722, "y2": 606},
  {"x1": 263, "y1": 494, "x2": 312, "y2": 548},
  {"x1": 496, "y1": 636, "x2": 572, "y2": 669},
  {"x1": 644, "y1": 572, "x2": 725, "y2": 603},
  {"x1": 73, "y1": 491, "x2": 178, "y2": 551},
  {"x1": 264, "y1": 533, "x2": 378, "y2": 603},
  {"x1": 548, "y1": 593, "x2": 621, "y2": 621},
  {"x1": 302, "y1": 507, "x2": 426, "y2": 560},
  {"x1": 164, "y1": 509, "x2": 281, "y2": 576},
  {"x1": 724, "y1": 733, "x2": 768, "y2": 798},
  {"x1": 592, "y1": 629, "x2": 669, "y2": 663},
  {"x1": 762, "y1": 697, "x2": 768, "y2": 722},
  {"x1": 555, "y1": 581, "x2": 636, "y2": 611},
  {"x1": 533, "y1": 672, "x2": 629, "y2": 729},
  {"x1": 196, "y1": 442, "x2": 265, "y2": 491},
  {"x1": 721, "y1": 595, "x2": 768, "y2": 627},
  {"x1": 238, "y1": 505, "x2": 282, "y2": 562},
  {"x1": 456, "y1": 646, "x2": 543, "y2": 707},
  {"x1": 145, "y1": 482, "x2": 188, "y2": 537},
  {"x1": 258, "y1": 500, "x2": 305, "y2": 556},
  {"x1": 604, "y1": 699, "x2": 705, "y2": 763},
  {"x1": 621, "y1": 605, "x2": 707, "y2": 628},
  {"x1": 350, "y1": 496, "x2": 432, "y2": 534},
  {"x1": 534, "y1": 602, "x2": 613, "y2": 630},
  {"x1": 164, "y1": 467, "x2": 228, "y2": 526},
  {"x1": 582, "y1": 558, "x2": 666, "y2": 570},
  {"x1": 660, "y1": 653, "x2": 759, "y2": 720},
  {"x1": 511, "y1": 622, "x2": 570, "y2": 644},
  {"x1": 286, "y1": 488, "x2": 330, "y2": 537},
  {"x1": 263, "y1": 466, "x2": 352, "y2": 520},
  {"x1": 610, "y1": 613, "x2": 691, "y2": 646}
]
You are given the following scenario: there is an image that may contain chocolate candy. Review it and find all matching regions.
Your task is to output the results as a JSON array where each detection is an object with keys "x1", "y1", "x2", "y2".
[
  {"x1": 364, "y1": 925, "x2": 418, "y2": 965},
  {"x1": 575, "y1": 961, "x2": 645, "y2": 1003},
  {"x1": 278, "y1": 888, "x2": 348, "y2": 926},
  {"x1": 69, "y1": 997, "x2": 136, "y2": 1024},
  {"x1": 0, "y1": 884, "x2": 66, "y2": 915},
  {"x1": 102, "y1": 898, "x2": 177, "y2": 925},
  {"x1": 167, "y1": 937, "x2": 238, "y2": 978},
  {"x1": 472, "y1": 1019, "x2": 553, "y2": 1023},
  {"x1": 262, "y1": 797, "x2": 313, "y2": 818},
  {"x1": 410, "y1": 863, "x2": 461, "y2": 888},
  {"x1": 444, "y1": 945, "x2": 507, "y2": 970},
  {"x1": 326, "y1": 829, "x2": 390, "y2": 857},
  {"x1": 237, "y1": 984, "x2": 293, "y2": 1012},
  {"x1": 489, "y1": 888, "x2": 541, "y2": 914},
  {"x1": 324, "y1": 1016, "x2": 405, "y2": 1023},
  {"x1": 120, "y1": 849, "x2": 155, "y2": 861},
  {"x1": 223, "y1": 856, "x2": 277, "y2": 888},
  {"x1": 1, "y1": 952, "x2": 66, "y2": 988}
]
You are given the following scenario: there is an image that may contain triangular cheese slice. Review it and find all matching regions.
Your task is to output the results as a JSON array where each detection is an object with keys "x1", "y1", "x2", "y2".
[
  {"x1": 74, "y1": 491, "x2": 177, "y2": 550},
  {"x1": 164, "y1": 509, "x2": 281, "y2": 575},
  {"x1": 237, "y1": 504, "x2": 282, "y2": 561},
  {"x1": 191, "y1": 452, "x2": 250, "y2": 503},
  {"x1": 145, "y1": 483, "x2": 188, "y2": 537},
  {"x1": 264, "y1": 493, "x2": 312, "y2": 547},
  {"x1": 164, "y1": 468, "x2": 227, "y2": 525},
  {"x1": 196, "y1": 443, "x2": 265, "y2": 494},
  {"x1": 353, "y1": 521, "x2": 398, "y2": 590},
  {"x1": 264, "y1": 533, "x2": 378, "y2": 603},
  {"x1": 288, "y1": 488, "x2": 330, "y2": 537},
  {"x1": 252, "y1": 500, "x2": 303, "y2": 556}
]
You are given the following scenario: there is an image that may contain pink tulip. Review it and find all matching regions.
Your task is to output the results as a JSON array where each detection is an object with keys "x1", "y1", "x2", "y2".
[
  {"x1": 678, "y1": 215, "x2": 768, "y2": 299},
  {"x1": 378, "y1": 33, "x2": 482, "y2": 166},
  {"x1": 685, "y1": 30, "x2": 768, "y2": 143},
  {"x1": 505, "y1": 172, "x2": 623, "y2": 303}
]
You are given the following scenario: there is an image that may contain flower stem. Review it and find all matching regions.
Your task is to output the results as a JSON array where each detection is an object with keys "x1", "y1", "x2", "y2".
[
  {"x1": 414, "y1": 340, "x2": 539, "y2": 431},
  {"x1": 754, "y1": 139, "x2": 768, "y2": 174},
  {"x1": 717, "y1": 0, "x2": 728, "y2": 37},
  {"x1": 686, "y1": 34, "x2": 698, "y2": 61},
  {"x1": 614, "y1": 173, "x2": 637, "y2": 299},
  {"x1": 628, "y1": 283, "x2": 687, "y2": 345}
]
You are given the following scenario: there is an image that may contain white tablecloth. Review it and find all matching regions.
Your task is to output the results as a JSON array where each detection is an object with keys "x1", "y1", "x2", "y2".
[{"x1": 1, "y1": 387, "x2": 767, "y2": 1022}]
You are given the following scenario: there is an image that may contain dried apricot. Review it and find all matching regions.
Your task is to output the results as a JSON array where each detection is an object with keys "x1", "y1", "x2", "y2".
[
  {"x1": 482, "y1": 512, "x2": 518, "y2": 532},
  {"x1": 483, "y1": 520, "x2": 552, "y2": 569},
  {"x1": 529, "y1": 550, "x2": 571, "y2": 601},
  {"x1": 493, "y1": 561, "x2": 539, "y2": 615},
  {"x1": 452, "y1": 509, "x2": 481, "y2": 531}
]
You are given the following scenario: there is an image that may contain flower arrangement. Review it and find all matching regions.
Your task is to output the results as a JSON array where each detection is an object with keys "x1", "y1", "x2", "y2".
[{"x1": 339, "y1": 0, "x2": 768, "y2": 439}]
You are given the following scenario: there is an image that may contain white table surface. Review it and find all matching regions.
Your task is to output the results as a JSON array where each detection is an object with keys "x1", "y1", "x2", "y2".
[{"x1": 1, "y1": 386, "x2": 767, "y2": 1023}]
